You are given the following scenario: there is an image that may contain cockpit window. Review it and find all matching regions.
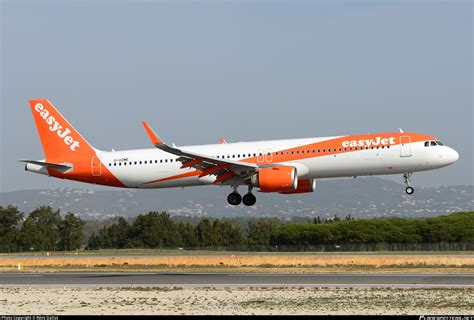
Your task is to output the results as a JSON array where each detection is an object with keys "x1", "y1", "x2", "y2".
[
  {"x1": 430, "y1": 141, "x2": 437, "y2": 146},
  {"x1": 424, "y1": 141, "x2": 430, "y2": 147},
  {"x1": 436, "y1": 141, "x2": 444, "y2": 146}
]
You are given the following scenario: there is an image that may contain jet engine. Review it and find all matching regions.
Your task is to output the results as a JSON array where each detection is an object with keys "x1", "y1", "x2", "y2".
[
  {"x1": 279, "y1": 178, "x2": 316, "y2": 194},
  {"x1": 250, "y1": 166, "x2": 297, "y2": 192}
]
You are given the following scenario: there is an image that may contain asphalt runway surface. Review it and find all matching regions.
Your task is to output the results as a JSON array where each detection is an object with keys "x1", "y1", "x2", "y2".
[{"x1": 0, "y1": 272, "x2": 472, "y2": 288}]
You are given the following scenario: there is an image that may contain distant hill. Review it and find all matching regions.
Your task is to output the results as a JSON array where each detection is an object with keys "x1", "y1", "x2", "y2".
[{"x1": 1, "y1": 177, "x2": 472, "y2": 220}]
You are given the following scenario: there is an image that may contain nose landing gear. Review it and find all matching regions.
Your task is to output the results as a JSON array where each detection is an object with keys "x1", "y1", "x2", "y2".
[{"x1": 403, "y1": 173, "x2": 414, "y2": 195}]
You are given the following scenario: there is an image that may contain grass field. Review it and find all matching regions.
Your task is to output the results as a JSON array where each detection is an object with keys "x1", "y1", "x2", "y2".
[{"x1": 1, "y1": 251, "x2": 473, "y2": 273}]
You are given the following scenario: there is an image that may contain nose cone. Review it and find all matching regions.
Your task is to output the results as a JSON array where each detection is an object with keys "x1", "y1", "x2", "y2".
[{"x1": 444, "y1": 147, "x2": 459, "y2": 165}]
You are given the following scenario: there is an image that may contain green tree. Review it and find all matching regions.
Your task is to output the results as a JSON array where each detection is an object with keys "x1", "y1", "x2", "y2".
[
  {"x1": 196, "y1": 218, "x2": 214, "y2": 247},
  {"x1": 247, "y1": 218, "x2": 281, "y2": 247},
  {"x1": 214, "y1": 219, "x2": 245, "y2": 246},
  {"x1": 131, "y1": 212, "x2": 180, "y2": 248},
  {"x1": 0, "y1": 206, "x2": 23, "y2": 251},
  {"x1": 59, "y1": 213, "x2": 85, "y2": 250},
  {"x1": 19, "y1": 206, "x2": 61, "y2": 251},
  {"x1": 177, "y1": 221, "x2": 197, "y2": 247}
]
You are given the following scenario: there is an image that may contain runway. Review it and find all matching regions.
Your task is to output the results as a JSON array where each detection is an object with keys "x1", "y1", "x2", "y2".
[{"x1": 1, "y1": 272, "x2": 472, "y2": 288}]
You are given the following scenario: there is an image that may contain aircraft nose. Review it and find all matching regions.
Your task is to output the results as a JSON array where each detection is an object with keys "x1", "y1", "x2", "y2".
[{"x1": 445, "y1": 147, "x2": 459, "y2": 164}]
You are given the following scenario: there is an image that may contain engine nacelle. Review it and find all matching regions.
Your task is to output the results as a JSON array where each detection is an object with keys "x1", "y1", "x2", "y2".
[
  {"x1": 251, "y1": 166, "x2": 298, "y2": 192},
  {"x1": 279, "y1": 179, "x2": 316, "y2": 194}
]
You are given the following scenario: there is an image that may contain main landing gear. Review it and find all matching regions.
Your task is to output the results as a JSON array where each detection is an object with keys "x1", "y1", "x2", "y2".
[
  {"x1": 403, "y1": 173, "x2": 414, "y2": 195},
  {"x1": 227, "y1": 186, "x2": 256, "y2": 206}
]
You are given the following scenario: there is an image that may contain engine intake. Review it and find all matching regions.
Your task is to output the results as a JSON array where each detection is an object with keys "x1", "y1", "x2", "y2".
[{"x1": 251, "y1": 166, "x2": 297, "y2": 193}]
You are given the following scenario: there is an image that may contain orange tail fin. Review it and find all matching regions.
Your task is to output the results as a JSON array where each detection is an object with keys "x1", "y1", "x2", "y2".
[
  {"x1": 28, "y1": 99, "x2": 124, "y2": 187},
  {"x1": 29, "y1": 99, "x2": 96, "y2": 162}
]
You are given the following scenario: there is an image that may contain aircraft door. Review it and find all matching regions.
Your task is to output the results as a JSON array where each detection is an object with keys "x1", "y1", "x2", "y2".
[
  {"x1": 257, "y1": 149, "x2": 265, "y2": 163},
  {"x1": 91, "y1": 156, "x2": 102, "y2": 176},
  {"x1": 400, "y1": 136, "x2": 412, "y2": 157},
  {"x1": 264, "y1": 149, "x2": 273, "y2": 162}
]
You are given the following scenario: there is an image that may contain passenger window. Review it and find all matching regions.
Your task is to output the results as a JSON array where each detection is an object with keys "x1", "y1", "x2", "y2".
[
  {"x1": 114, "y1": 163, "x2": 117, "y2": 166},
  {"x1": 108, "y1": 163, "x2": 111, "y2": 166}
]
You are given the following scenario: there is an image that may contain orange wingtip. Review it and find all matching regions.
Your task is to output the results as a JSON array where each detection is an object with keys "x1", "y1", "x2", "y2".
[{"x1": 141, "y1": 121, "x2": 162, "y2": 145}]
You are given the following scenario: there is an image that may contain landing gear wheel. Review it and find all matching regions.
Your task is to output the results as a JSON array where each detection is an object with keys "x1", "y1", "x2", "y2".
[
  {"x1": 405, "y1": 186, "x2": 414, "y2": 195},
  {"x1": 242, "y1": 193, "x2": 257, "y2": 206},
  {"x1": 402, "y1": 173, "x2": 414, "y2": 195},
  {"x1": 227, "y1": 192, "x2": 242, "y2": 206}
]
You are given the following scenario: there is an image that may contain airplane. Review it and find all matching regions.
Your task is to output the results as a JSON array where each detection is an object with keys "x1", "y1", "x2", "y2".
[{"x1": 22, "y1": 99, "x2": 459, "y2": 206}]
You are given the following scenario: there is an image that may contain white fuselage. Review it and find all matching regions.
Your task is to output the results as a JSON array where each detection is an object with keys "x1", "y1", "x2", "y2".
[{"x1": 97, "y1": 135, "x2": 458, "y2": 189}]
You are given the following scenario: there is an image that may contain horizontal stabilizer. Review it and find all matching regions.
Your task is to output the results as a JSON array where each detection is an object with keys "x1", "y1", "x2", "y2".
[{"x1": 19, "y1": 159, "x2": 72, "y2": 170}]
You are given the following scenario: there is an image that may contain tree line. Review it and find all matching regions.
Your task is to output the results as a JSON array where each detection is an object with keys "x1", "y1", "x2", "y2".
[
  {"x1": 272, "y1": 211, "x2": 474, "y2": 251},
  {"x1": 87, "y1": 212, "x2": 280, "y2": 250},
  {"x1": 1, "y1": 205, "x2": 473, "y2": 252},
  {"x1": 0, "y1": 205, "x2": 84, "y2": 252}
]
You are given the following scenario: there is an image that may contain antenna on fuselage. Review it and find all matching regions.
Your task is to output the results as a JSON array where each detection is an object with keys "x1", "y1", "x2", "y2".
[{"x1": 399, "y1": 128, "x2": 404, "y2": 133}]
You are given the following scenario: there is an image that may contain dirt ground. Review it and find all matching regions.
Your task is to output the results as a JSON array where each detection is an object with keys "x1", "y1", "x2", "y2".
[{"x1": 1, "y1": 286, "x2": 472, "y2": 315}]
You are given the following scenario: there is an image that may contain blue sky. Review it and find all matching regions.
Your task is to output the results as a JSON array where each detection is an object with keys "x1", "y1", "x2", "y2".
[{"x1": 1, "y1": 0, "x2": 472, "y2": 192}]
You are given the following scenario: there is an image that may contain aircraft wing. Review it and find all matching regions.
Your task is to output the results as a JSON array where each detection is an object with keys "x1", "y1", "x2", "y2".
[{"x1": 141, "y1": 121, "x2": 258, "y2": 184}]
